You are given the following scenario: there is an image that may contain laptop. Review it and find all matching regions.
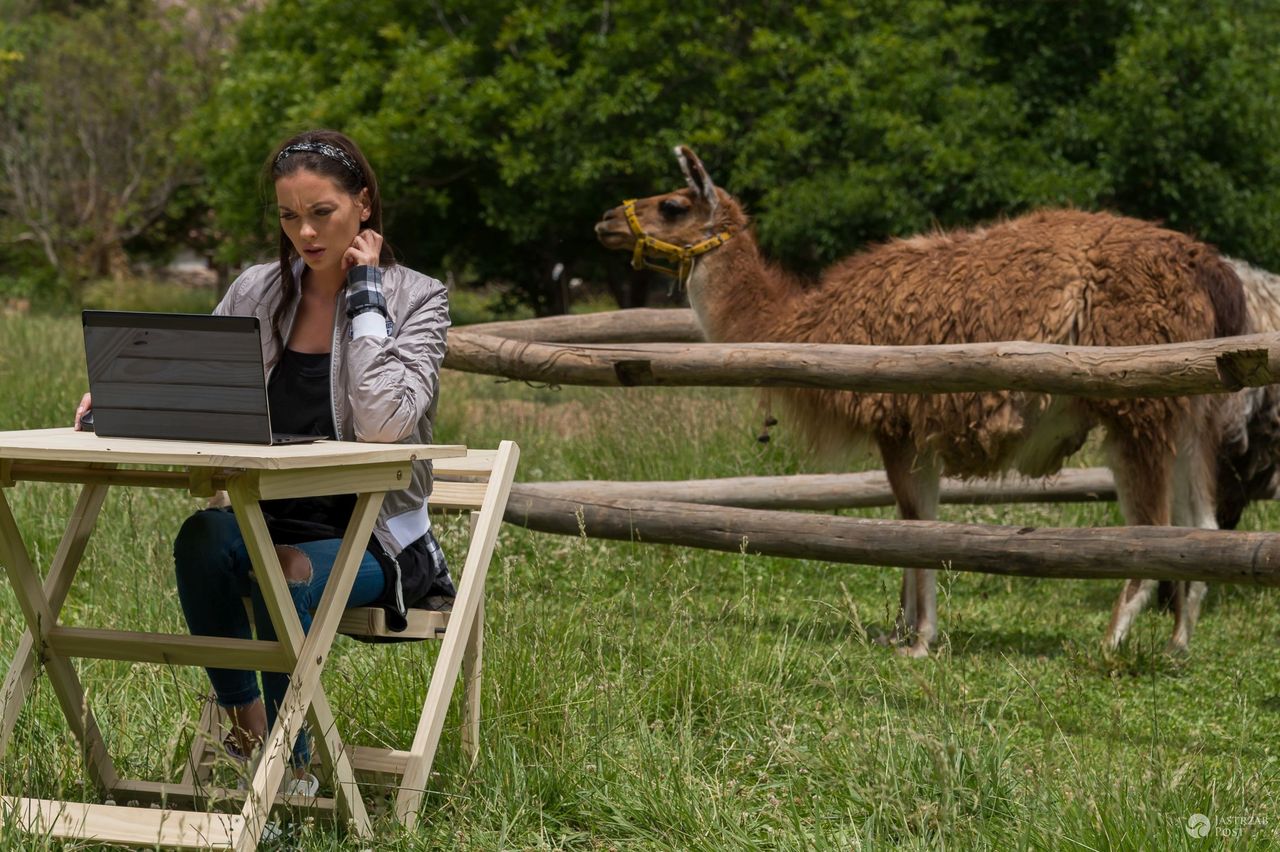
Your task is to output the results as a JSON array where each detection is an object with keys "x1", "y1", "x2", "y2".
[{"x1": 82, "y1": 310, "x2": 319, "y2": 445}]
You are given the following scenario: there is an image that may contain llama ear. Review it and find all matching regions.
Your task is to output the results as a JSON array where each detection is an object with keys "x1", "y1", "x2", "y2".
[{"x1": 675, "y1": 145, "x2": 719, "y2": 215}]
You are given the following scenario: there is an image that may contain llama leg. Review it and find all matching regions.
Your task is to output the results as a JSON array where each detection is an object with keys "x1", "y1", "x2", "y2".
[
  {"x1": 877, "y1": 438, "x2": 940, "y2": 656},
  {"x1": 1164, "y1": 582, "x2": 1191, "y2": 654},
  {"x1": 1167, "y1": 416, "x2": 1218, "y2": 654},
  {"x1": 900, "y1": 568, "x2": 938, "y2": 659},
  {"x1": 875, "y1": 570, "x2": 915, "y2": 647},
  {"x1": 1106, "y1": 579, "x2": 1159, "y2": 651},
  {"x1": 1103, "y1": 431, "x2": 1172, "y2": 651},
  {"x1": 888, "y1": 570, "x2": 918, "y2": 646},
  {"x1": 1172, "y1": 582, "x2": 1209, "y2": 653}
]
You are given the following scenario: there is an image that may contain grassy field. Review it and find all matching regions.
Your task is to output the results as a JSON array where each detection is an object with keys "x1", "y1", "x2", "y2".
[{"x1": 1, "y1": 312, "x2": 1279, "y2": 850}]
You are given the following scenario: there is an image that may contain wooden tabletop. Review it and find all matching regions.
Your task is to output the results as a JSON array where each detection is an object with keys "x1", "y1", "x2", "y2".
[{"x1": 0, "y1": 428, "x2": 466, "y2": 470}]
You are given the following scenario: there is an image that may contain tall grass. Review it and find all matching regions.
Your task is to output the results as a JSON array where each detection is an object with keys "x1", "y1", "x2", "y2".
[{"x1": 1, "y1": 313, "x2": 1279, "y2": 849}]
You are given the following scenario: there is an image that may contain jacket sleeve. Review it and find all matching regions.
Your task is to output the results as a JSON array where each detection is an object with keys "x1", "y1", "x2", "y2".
[
  {"x1": 343, "y1": 271, "x2": 450, "y2": 443},
  {"x1": 213, "y1": 268, "x2": 253, "y2": 316}
]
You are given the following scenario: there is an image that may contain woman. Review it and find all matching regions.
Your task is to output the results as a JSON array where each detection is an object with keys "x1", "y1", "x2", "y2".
[{"x1": 75, "y1": 129, "x2": 453, "y2": 792}]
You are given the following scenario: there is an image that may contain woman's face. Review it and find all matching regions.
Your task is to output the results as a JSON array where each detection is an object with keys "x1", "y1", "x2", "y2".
[{"x1": 275, "y1": 168, "x2": 370, "y2": 275}]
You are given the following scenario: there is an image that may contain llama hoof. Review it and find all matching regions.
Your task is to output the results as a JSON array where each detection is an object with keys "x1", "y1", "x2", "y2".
[
  {"x1": 1100, "y1": 629, "x2": 1126, "y2": 655},
  {"x1": 895, "y1": 642, "x2": 930, "y2": 659},
  {"x1": 876, "y1": 626, "x2": 912, "y2": 648},
  {"x1": 1164, "y1": 638, "x2": 1191, "y2": 657}
]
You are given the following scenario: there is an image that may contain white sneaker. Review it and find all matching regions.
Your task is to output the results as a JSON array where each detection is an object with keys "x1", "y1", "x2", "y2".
[
  {"x1": 258, "y1": 773, "x2": 320, "y2": 844},
  {"x1": 283, "y1": 772, "x2": 320, "y2": 799}
]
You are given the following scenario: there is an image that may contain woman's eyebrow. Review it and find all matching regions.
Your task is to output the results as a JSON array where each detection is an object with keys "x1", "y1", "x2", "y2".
[{"x1": 277, "y1": 199, "x2": 337, "y2": 212}]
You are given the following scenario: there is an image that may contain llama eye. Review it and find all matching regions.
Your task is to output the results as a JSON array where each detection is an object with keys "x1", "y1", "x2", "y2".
[{"x1": 658, "y1": 199, "x2": 688, "y2": 219}]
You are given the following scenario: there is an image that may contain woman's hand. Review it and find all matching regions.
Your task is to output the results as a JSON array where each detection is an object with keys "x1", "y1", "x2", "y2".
[
  {"x1": 74, "y1": 392, "x2": 92, "y2": 430},
  {"x1": 342, "y1": 228, "x2": 383, "y2": 273}
]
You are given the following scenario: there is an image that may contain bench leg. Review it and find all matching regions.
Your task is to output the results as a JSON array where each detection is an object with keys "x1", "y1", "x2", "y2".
[
  {"x1": 461, "y1": 593, "x2": 483, "y2": 766},
  {"x1": 180, "y1": 696, "x2": 227, "y2": 792}
]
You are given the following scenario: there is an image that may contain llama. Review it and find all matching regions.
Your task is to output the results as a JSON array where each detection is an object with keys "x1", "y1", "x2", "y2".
[
  {"x1": 595, "y1": 146, "x2": 1246, "y2": 657},
  {"x1": 1216, "y1": 258, "x2": 1280, "y2": 530}
]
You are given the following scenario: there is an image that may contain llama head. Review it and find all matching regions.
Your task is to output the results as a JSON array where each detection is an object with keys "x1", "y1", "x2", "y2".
[{"x1": 595, "y1": 146, "x2": 741, "y2": 283}]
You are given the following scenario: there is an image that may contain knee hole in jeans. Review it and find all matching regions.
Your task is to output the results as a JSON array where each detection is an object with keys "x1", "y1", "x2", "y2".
[{"x1": 275, "y1": 544, "x2": 313, "y2": 586}]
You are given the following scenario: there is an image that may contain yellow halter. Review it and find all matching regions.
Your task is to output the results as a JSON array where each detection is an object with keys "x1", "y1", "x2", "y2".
[{"x1": 622, "y1": 198, "x2": 734, "y2": 285}]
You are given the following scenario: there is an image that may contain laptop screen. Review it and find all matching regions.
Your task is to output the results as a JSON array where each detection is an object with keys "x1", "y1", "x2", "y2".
[{"x1": 82, "y1": 310, "x2": 276, "y2": 444}]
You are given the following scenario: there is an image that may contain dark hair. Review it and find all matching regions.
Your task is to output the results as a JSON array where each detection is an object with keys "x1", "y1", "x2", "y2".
[{"x1": 266, "y1": 129, "x2": 395, "y2": 343}]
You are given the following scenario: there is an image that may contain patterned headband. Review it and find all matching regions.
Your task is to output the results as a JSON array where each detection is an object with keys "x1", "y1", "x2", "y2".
[{"x1": 274, "y1": 141, "x2": 361, "y2": 180}]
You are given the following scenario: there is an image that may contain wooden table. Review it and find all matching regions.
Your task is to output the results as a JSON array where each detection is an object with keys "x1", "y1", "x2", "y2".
[{"x1": 0, "y1": 427, "x2": 465, "y2": 849}]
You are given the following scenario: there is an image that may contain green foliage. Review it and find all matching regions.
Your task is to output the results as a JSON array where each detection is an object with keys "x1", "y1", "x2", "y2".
[
  {"x1": 185, "y1": 0, "x2": 1280, "y2": 315},
  {"x1": 0, "y1": 0, "x2": 228, "y2": 296},
  {"x1": 0, "y1": 253, "x2": 64, "y2": 308},
  {"x1": 1060, "y1": 0, "x2": 1280, "y2": 259},
  {"x1": 4, "y1": 2, "x2": 1276, "y2": 310},
  {"x1": 447, "y1": 284, "x2": 535, "y2": 327}
]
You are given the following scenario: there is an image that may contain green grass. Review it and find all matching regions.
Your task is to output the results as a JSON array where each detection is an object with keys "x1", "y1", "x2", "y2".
[
  {"x1": 2, "y1": 313, "x2": 1280, "y2": 849},
  {"x1": 81, "y1": 278, "x2": 221, "y2": 315}
]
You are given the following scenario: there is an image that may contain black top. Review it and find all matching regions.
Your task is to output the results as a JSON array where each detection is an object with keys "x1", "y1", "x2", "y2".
[
  {"x1": 260, "y1": 348, "x2": 354, "y2": 536},
  {"x1": 268, "y1": 348, "x2": 334, "y2": 437}
]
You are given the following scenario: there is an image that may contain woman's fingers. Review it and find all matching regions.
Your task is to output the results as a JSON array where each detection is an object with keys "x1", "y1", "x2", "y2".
[
  {"x1": 343, "y1": 229, "x2": 383, "y2": 272},
  {"x1": 342, "y1": 244, "x2": 360, "y2": 272},
  {"x1": 74, "y1": 392, "x2": 92, "y2": 430}
]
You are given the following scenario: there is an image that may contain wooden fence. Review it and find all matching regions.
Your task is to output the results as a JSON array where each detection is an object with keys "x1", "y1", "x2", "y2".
[{"x1": 442, "y1": 308, "x2": 1280, "y2": 585}]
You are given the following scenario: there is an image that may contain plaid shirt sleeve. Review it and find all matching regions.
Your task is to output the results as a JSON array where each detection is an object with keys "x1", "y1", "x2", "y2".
[{"x1": 345, "y1": 264, "x2": 388, "y2": 319}]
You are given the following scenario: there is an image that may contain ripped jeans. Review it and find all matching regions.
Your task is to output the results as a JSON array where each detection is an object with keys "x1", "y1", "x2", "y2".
[{"x1": 173, "y1": 508, "x2": 386, "y2": 767}]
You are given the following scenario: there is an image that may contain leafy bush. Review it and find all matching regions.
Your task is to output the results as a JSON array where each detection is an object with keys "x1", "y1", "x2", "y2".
[{"x1": 447, "y1": 284, "x2": 536, "y2": 327}]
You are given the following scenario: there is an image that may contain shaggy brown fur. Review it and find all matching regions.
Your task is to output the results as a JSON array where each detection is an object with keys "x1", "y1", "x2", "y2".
[
  {"x1": 596, "y1": 146, "x2": 1246, "y2": 657},
  {"x1": 762, "y1": 210, "x2": 1243, "y2": 480}
]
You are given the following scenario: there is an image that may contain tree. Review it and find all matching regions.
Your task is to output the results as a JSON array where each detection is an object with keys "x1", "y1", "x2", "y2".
[
  {"x1": 0, "y1": 1, "x2": 229, "y2": 296},
  {"x1": 191, "y1": 0, "x2": 1280, "y2": 313},
  {"x1": 1059, "y1": 0, "x2": 1280, "y2": 264}
]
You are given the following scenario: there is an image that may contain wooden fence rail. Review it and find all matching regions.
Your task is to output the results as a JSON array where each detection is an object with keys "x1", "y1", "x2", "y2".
[
  {"x1": 514, "y1": 468, "x2": 1119, "y2": 510},
  {"x1": 446, "y1": 327, "x2": 1280, "y2": 398},
  {"x1": 504, "y1": 488, "x2": 1280, "y2": 585},
  {"x1": 457, "y1": 309, "x2": 704, "y2": 343}
]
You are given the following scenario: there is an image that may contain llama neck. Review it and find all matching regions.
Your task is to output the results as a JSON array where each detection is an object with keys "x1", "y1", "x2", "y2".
[{"x1": 686, "y1": 234, "x2": 795, "y2": 342}]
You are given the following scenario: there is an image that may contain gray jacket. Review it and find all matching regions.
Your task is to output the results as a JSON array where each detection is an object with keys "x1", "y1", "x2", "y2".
[{"x1": 214, "y1": 261, "x2": 450, "y2": 561}]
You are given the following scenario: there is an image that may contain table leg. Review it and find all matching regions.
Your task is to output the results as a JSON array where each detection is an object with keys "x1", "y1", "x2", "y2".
[
  {"x1": 0, "y1": 486, "x2": 117, "y2": 792},
  {"x1": 227, "y1": 482, "x2": 381, "y2": 848},
  {"x1": 0, "y1": 482, "x2": 110, "y2": 760}
]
